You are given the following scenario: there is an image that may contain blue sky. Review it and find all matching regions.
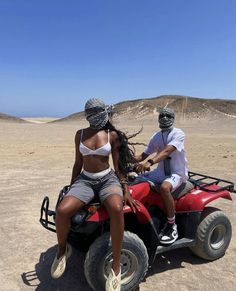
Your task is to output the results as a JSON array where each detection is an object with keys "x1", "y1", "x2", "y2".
[{"x1": 0, "y1": 0, "x2": 236, "y2": 117}]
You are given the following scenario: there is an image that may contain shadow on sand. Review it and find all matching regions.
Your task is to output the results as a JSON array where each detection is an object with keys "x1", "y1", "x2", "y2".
[
  {"x1": 21, "y1": 245, "x2": 207, "y2": 290},
  {"x1": 21, "y1": 245, "x2": 92, "y2": 291},
  {"x1": 145, "y1": 247, "x2": 207, "y2": 281}
]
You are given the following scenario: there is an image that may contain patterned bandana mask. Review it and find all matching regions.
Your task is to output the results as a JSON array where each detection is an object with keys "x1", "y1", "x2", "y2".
[
  {"x1": 158, "y1": 107, "x2": 175, "y2": 131},
  {"x1": 85, "y1": 98, "x2": 109, "y2": 129}
]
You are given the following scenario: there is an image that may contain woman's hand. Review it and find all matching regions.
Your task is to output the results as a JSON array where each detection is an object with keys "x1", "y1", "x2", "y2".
[{"x1": 123, "y1": 189, "x2": 140, "y2": 213}]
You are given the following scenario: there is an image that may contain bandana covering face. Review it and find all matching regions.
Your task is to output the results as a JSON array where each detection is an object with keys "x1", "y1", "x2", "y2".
[
  {"x1": 85, "y1": 98, "x2": 109, "y2": 129},
  {"x1": 158, "y1": 107, "x2": 175, "y2": 131}
]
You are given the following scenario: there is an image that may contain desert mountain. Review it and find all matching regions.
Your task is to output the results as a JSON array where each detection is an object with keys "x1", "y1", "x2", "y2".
[
  {"x1": 53, "y1": 95, "x2": 236, "y2": 123},
  {"x1": 0, "y1": 112, "x2": 28, "y2": 123},
  {"x1": 1, "y1": 95, "x2": 235, "y2": 123}
]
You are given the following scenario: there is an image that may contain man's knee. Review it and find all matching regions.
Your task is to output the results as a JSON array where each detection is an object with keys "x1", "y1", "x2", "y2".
[{"x1": 160, "y1": 183, "x2": 172, "y2": 196}]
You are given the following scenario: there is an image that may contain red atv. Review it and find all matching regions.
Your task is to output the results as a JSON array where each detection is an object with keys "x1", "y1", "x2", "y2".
[{"x1": 40, "y1": 172, "x2": 235, "y2": 291}]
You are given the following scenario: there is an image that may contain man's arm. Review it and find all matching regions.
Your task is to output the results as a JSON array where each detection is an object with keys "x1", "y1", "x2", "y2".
[
  {"x1": 148, "y1": 145, "x2": 176, "y2": 165},
  {"x1": 134, "y1": 132, "x2": 157, "y2": 168},
  {"x1": 134, "y1": 152, "x2": 149, "y2": 163},
  {"x1": 136, "y1": 145, "x2": 176, "y2": 173}
]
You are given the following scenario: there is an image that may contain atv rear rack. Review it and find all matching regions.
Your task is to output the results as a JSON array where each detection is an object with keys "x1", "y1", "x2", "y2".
[{"x1": 188, "y1": 171, "x2": 235, "y2": 193}]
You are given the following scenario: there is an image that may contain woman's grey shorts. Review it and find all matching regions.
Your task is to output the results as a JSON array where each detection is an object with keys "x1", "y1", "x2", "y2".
[{"x1": 66, "y1": 170, "x2": 123, "y2": 204}]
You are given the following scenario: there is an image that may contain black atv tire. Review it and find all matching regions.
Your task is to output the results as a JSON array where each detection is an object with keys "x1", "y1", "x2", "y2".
[
  {"x1": 190, "y1": 208, "x2": 232, "y2": 261},
  {"x1": 84, "y1": 231, "x2": 149, "y2": 291}
]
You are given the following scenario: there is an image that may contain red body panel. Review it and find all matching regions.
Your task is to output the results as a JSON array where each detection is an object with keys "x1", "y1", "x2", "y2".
[
  {"x1": 175, "y1": 186, "x2": 232, "y2": 211},
  {"x1": 87, "y1": 199, "x2": 152, "y2": 223},
  {"x1": 130, "y1": 182, "x2": 232, "y2": 212},
  {"x1": 87, "y1": 182, "x2": 232, "y2": 222}
]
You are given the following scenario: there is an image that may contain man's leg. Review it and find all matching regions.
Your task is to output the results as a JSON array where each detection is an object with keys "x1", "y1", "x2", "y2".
[
  {"x1": 159, "y1": 181, "x2": 178, "y2": 244},
  {"x1": 159, "y1": 181, "x2": 175, "y2": 218}
]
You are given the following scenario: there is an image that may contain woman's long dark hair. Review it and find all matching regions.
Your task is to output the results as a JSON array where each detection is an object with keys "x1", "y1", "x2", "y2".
[{"x1": 103, "y1": 120, "x2": 145, "y2": 176}]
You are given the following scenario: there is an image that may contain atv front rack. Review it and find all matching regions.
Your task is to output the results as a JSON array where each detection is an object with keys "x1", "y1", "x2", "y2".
[
  {"x1": 188, "y1": 171, "x2": 235, "y2": 193},
  {"x1": 40, "y1": 196, "x2": 56, "y2": 233},
  {"x1": 40, "y1": 185, "x2": 71, "y2": 232}
]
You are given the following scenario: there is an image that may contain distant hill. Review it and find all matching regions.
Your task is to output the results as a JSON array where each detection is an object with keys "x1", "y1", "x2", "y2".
[
  {"x1": 0, "y1": 112, "x2": 28, "y2": 123},
  {"x1": 52, "y1": 95, "x2": 236, "y2": 123},
  {"x1": 50, "y1": 111, "x2": 85, "y2": 123},
  {"x1": 1, "y1": 95, "x2": 235, "y2": 123}
]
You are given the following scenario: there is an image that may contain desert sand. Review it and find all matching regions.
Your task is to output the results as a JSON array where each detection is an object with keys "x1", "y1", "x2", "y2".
[{"x1": 0, "y1": 116, "x2": 236, "y2": 291}]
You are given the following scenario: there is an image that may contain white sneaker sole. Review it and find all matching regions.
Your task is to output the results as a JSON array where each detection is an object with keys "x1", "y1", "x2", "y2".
[
  {"x1": 160, "y1": 234, "x2": 178, "y2": 245},
  {"x1": 51, "y1": 244, "x2": 72, "y2": 279}
]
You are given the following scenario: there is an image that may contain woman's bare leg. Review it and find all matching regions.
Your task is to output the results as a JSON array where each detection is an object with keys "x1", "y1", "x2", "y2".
[
  {"x1": 55, "y1": 196, "x2": 85, "y2": 257},
  {"x1": 103, "y1": 194, "x2": 124, "y2": 275}
]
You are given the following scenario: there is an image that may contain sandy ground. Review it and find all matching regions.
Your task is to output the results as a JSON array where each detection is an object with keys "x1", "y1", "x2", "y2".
[{"x1": 0, "y1": 118, "x2": 236, "y2": 291}]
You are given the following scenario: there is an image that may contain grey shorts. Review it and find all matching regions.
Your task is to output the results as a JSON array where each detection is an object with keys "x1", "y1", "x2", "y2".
[{"x1": 66, "y1": 169, "x2": 123, "y2": 204}]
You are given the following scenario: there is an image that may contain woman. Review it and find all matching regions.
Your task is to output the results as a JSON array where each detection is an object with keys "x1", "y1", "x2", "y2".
[{"x1": 51, "y1": 97, "x2": 138, "y2": 291}]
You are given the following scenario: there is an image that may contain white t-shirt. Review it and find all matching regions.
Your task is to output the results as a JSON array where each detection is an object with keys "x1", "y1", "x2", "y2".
[{"x1": 144, "y1": 127, "x2": 188, "y2": 182}]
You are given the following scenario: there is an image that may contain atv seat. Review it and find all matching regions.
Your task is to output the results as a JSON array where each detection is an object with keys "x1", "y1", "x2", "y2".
[
  {"x1": 151, "y1": 180, "x2": 194, "y2": 199},
  {"x1": 129, "y1": 175, "x2": 194, "y2": 199},
  {"x1": 173, "y1": 181, "x2": 194, "y2": 198}
]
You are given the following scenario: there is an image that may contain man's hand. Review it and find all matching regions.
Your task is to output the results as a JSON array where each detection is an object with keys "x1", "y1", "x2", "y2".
[{"x1": 134, "y1": 162, "x2": 151, "y2": 173}]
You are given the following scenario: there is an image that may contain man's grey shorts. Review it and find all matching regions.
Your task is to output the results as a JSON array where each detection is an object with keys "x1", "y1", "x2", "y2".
[{"x1": 66, "y1": 170, "x2": 123, "y2": 204}]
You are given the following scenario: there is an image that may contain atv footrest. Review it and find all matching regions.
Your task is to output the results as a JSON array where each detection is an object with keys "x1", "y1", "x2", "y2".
[{"x1": 155, "y1": 238, "x2": 195, "y2": 255}]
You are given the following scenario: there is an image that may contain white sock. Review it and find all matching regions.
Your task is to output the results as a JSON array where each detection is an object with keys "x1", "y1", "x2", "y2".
[{"x1": 167, "y1": 215, "x2": 175, "y2": 224}]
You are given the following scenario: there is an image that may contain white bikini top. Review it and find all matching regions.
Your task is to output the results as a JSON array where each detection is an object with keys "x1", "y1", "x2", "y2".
[{"x1": 79, "y1": 129, "x2": 112, "y2": 156}]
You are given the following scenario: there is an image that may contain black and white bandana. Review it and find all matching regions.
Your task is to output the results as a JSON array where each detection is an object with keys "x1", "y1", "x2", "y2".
[
  {"x1": 84, "y1": 98, "x2": 109, "y2": 129},
  {"x1": 158, "y1": 107, "x2": 175, "y2": 131}
]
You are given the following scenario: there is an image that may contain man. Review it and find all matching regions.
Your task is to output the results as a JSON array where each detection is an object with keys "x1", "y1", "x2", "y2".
[{"x1": 134, "y1": 107, "x2": 188, "y2": 244}]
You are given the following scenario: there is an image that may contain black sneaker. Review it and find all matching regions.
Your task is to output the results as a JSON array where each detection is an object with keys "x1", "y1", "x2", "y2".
[{"x1": 159, "y1": 223, "x2": 178, "y2": 245}]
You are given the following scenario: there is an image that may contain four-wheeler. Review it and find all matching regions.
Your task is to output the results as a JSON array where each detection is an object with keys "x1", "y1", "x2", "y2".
[{"x1": 40, "y1": 171, "x2": 235, "y2": 291}]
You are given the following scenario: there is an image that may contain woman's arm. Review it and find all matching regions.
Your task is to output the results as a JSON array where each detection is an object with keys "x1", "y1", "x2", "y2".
[
  {"x1": 110, "y1": 131, "x2": 126, "y2": 181},
  {"x1": 111, "y1": 131, "x2": 137, "y2": 212},
  {"x1": 70, "y1": 130, "x2": 83, "y2": 185}
]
